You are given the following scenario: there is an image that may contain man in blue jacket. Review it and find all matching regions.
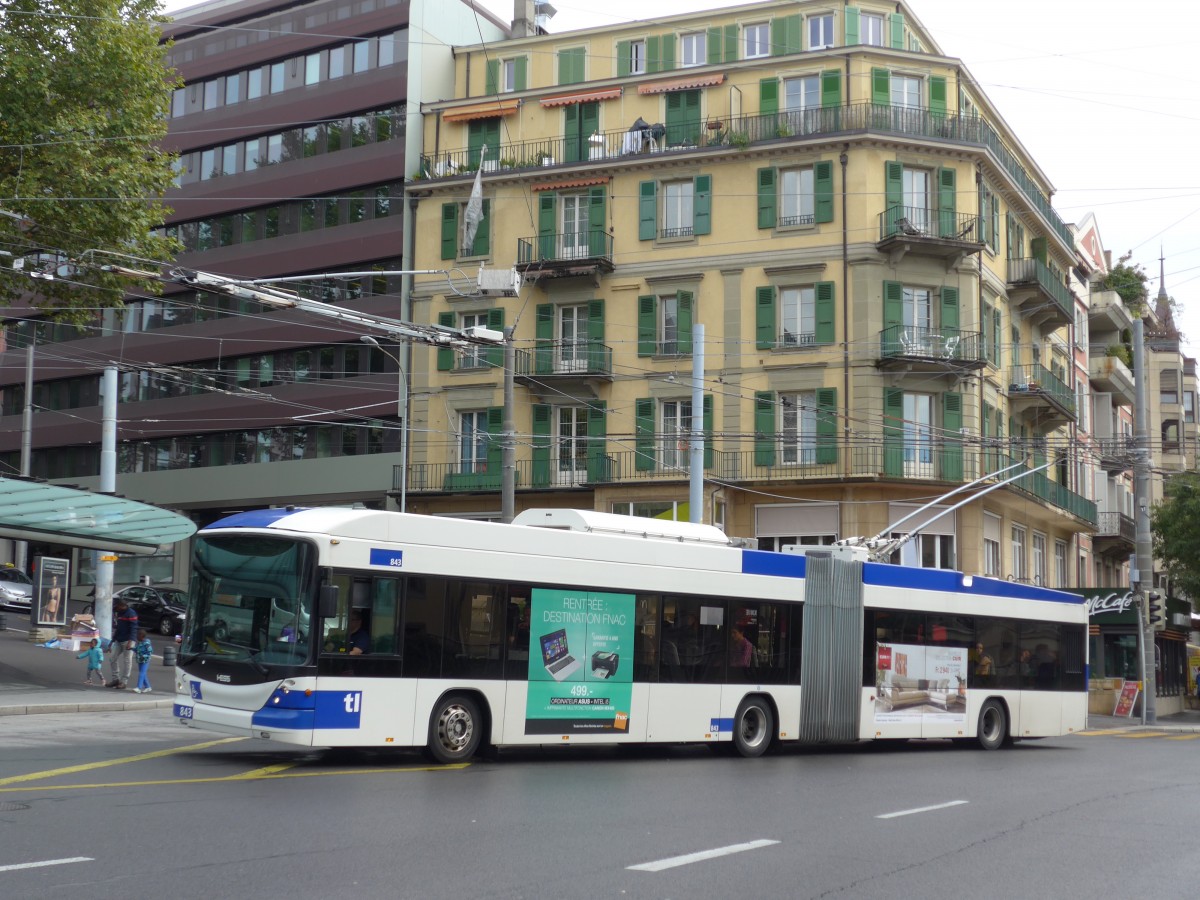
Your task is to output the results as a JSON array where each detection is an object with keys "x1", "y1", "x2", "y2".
[{"x1": 107, "y1": 598, "x2": 139, "y2": 689}]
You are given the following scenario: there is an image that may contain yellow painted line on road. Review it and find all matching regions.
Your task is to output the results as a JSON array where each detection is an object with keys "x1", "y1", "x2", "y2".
[
  {"x1": 0, "y1": 737, "x2": 244, "y2": 789},
  {"x1": 1164, "y1": 734, "x2": 1200, "y2": 740},
  {"x1": 1076, "y1": 729, "x2": 1130, "y2": 735},
  {"x1": 228, "y1": 762, "x2": 299, "y2": 779},
  {"x1": 1112, "y1": 731, "x2": 1166, "y2": 739},
  {"x1": 0, "y1": 761, "x2": 469, "y2": 793}
]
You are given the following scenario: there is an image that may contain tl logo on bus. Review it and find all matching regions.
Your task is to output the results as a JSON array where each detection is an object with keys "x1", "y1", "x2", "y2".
[
  {"x1": 314, "y1": 691, "x2": 364, "y2": 729},
  {"x1": 343, "y1": 692, "x2": 362, "y2": 714}
]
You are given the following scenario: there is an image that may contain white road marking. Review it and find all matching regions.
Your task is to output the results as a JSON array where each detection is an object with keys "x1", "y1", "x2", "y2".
[
  {"x1": 627, "y1": 839, "x2": 780, "y2": 872},
  {"x1": 0, "y1": 857, "x2": 94, "y2": 873},
  {"x1": 877, "y1": 799, "x2": 969, "y2": 819}
]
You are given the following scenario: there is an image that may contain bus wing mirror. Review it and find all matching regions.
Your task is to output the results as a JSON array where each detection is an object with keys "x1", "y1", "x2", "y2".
[{"x1": 318, "y1": 584, "x2": 339, "y2": 618}]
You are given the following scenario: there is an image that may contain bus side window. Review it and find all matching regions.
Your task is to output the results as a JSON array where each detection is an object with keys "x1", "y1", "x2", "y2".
[
  {"x1": 321, "y1": 573, "x2": 355, "y2": 651},
  {"x1": 402, "y1": 576, "x2": 447, "y2": 678},
  {"x1": 370, "y1": 578, "x2": 400, "y2": 655},
  {"x1": 633, "y1": 594, "x2": 660, "y2": 682}
]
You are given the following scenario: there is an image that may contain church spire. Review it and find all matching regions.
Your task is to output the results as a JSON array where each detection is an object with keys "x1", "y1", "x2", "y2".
[{"x1": 1153, "y1": 247, "x2": 1178, "y2": 338}]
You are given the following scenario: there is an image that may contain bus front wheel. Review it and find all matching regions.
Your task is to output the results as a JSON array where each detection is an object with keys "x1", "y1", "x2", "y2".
[
  {"x1": 428, "y1": 694, "x2": 482, "y2": 764},
  {"x1": 976, "y1": 699, "x2": 1008, "y2": 751},
  {"x1": 732, "y1": 697, "x2": 773, "y2": 758}
]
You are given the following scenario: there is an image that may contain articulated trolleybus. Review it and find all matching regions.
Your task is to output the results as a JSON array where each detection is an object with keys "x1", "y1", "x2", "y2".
[{"x1": 174, "y1": 507, "x2": 1088, "y2": 761}]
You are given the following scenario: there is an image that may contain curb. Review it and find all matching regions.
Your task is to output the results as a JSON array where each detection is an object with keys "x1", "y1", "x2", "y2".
[{"x1": 0, "y1": 698, "x2": 175, "y2": 717}]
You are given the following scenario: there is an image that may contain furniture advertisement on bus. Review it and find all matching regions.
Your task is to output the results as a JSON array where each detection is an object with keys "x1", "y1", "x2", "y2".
[{"x1": 875, "y1": 642, "x2": 968, "y2": 723}]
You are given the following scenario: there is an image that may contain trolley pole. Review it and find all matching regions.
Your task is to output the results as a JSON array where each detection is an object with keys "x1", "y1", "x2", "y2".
[{"x1": 1132, "y1": 317, "x2": 1157, "y2": 724}]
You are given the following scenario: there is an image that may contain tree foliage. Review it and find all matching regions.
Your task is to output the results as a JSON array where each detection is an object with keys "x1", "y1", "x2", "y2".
[
  {"x1": 0, "y1": 0, "x2": 179, "y2": 315},
  {"x1": 1101, "y1": 252, "x2": 1149, "y2": 315},
  {"x1": 1151, "y1": 471, "x2": 1200, "y2": 604}
]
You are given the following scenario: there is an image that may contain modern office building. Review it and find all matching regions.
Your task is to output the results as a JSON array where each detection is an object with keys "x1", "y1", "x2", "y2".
[
  {"x1": 407, "y1": 0, "x2": 1097, "y2": 584},
  {"x1": 0, "y1": 0, "x2": 507, "y2": 588}
]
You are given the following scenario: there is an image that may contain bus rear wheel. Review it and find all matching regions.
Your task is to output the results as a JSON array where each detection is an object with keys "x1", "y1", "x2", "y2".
[
  {"x1": 428, "y1": 694, "x2": 482, "y2": 764},
  {"x1": 976, "y1": 699, "x2": 1008, "y2": 751},
  {"x1": 732, "y1": 697, "x2": 773, "y2": 758}
]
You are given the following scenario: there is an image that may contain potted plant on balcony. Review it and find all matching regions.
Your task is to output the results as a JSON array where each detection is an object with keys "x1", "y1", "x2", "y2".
[{"x1": 728, "y1": 130, "x2": 751, "y2": 150}]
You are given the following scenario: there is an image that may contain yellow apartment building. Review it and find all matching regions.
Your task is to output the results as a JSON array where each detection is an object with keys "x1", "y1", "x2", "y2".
[{"x1": 404, "y1": 0, "x2": 1094, "y2": 584}]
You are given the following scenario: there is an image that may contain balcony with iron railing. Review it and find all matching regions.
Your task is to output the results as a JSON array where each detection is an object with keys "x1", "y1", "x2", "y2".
[
  {"x1": 876, "y1": 205, "x2": 985, "y2": 266},
  {"x1": 513, "y1": 340, "x2": 613, "y2": 380},
  {"x1": 420, "y1": 102, "x2": 1072, "y2": 247},
  {"x1": 1095, "y1": 436, "x2": 1135, "y2": 472},
  {"x1": 1006, "y1": 258, "x2": 1074, "y2": 326},
  {"x1": 515, "y1": 230, "x2": 614, "y2": 275},
  {"x1": 878, "y1": 325, "x2": 986, "y2": 372},
  {"x1": 396, "y1": 441, "x2": 1095, "y2": 523},
  {"x1": 1007, "y1": 363, "x2": 1075, "y2": 423},
  {"x1": 1094, "y1": 510, "x2": 1135, "y2": 547}
]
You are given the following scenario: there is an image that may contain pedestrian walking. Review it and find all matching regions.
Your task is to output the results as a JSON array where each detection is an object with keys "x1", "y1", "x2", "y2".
[
  {"x1": 133, "y1": 629, "x2": 154, "y2": 693},
  {"x1": 77, "y1": 638, "x2": 105, "y2": 685},
  {"x1": 107, "y1": 598, "x2": 138, "y2": 689}
]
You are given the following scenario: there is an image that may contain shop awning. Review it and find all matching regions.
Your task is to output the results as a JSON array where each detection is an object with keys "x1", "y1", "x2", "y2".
[
  {"x1": 0, "y1": 476, "x2": 196, "y2": 554},
  {"x1": 531, "y1": 177, "x2": 610, "y2": 192},
  {"x1": 638, "y1": 73, "x2": 726, "y2": 95},
  {"x1": 540, "y1": 87, "x2": 622, "y2": 108},
  {"x1": 442, "y1": 98, "x2": 520, "y2": 123}
]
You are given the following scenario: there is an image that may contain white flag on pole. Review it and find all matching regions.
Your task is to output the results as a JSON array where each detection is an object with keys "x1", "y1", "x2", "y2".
[{"x1": 462, "y1": 144, "x2": 486, "y2": 253}]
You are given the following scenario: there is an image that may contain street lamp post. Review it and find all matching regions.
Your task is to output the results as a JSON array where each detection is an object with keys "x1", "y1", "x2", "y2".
[{"x1": 360, "y1": 336, "x2": 407, "y2": 513}]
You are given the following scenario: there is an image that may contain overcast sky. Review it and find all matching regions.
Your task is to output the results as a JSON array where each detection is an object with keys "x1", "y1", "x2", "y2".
[{"x1": 166, "y1": 0, "x2": 1200, "y2": 354}]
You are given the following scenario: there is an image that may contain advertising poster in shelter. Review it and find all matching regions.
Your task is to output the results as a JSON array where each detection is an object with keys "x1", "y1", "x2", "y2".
[
  {"x1": 874, "y1": 642, "x2": 967, "y2": 724},
  {"x1": 525, "y1": 588, "x2": 634, "y2": 735},
  {"x1": 34, "y1": 557, "x2": 69, "y2": 628}
]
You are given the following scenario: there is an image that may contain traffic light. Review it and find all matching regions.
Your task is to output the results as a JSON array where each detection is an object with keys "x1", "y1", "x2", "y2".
[{"x1": 1146, "y1": 591, "x2": 1163, "y2": 626}]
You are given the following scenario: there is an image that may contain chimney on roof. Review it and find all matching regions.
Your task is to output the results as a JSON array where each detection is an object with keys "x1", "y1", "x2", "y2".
[{"x1": 513, "y1": 0, "x2": 555, "y2": 37}]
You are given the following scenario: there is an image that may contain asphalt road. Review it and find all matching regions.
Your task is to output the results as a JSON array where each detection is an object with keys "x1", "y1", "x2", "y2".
[{"x1": 0, "y1": 712, "x2": 1195, "y2": 899}]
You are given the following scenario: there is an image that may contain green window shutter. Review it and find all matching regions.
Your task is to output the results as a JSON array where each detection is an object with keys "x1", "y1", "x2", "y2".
[
  {"x1": 702, "y1": 393, "x2": 714, "y2": 468},
  {"x1": 757, "y1": 167, "x2": 777, "y2": 229},
  {"x1": 467, "y1": 119, "x2": 500, "y2": 168},
  {"x1": 635, "y1": 397, "x2": 655, "y2": 470},
  {"x1": 940, "y1": 286, "x2": 959, "y2": 332},
  {"x1": 538, "y1": 192, "x2": 556, "y2": 258},
  {"x1": 587, "y1": 299, "x2": 605, "y2": 369},
  {"x1": 871, "y1": 67, "x2": 890, "y2": 105},
  {"x1": 814, "y1": 160, "x2": 834, "y2": 224},
  {"x1": 1030, "y1": 236, "x2": 1047, "y2": 264},
  {"x1": 638, "y1": 180, "x2": 657, "y2": 241},
  {"x1": 559, "y1": 47, "x2": 584, "y2": 85},
  {"x1": 677, "y1": 290, "x2": 693, "y2": 354},
  {"x1": 532, "y1": 404, "x2": 552, "y2": 486},
  {"x1": 665, "y1": 89, "x2": 700, "y2": 145},
  {"x1": 637, "y1": 295, "x2": 657, "y2": 356},
  {"x1": 942, "y1": 391, "x2": 963, "y2": 481},
  {"x1": 991, "y1": 198, "x2": 1000, "y2": 253},
  {"x1": 759, "y1": 78, "x2": 779, "y2": 115},
  {"x1": 646, "y1": 35, "x2": 661, "y2": 74},
  {"x1": 929, "y1": 75, "x2": 947, "y2": 117},
  {"x1": 937, "y1": 167, "x2": 956, "y2": 237},
  {"x1": 535, "y1": 303, "x2": 554, "y2": 375},
  {"x1": 724, "y1": 24, "x2": 738, "y2": 62},
  {"x1": 436, "y1": 311, "x2": 455, "y2": 370},
  {"x1": 616, "y1": 40, "x2": 631, "y2": 78},
  {"x1": 485, "y1": 307, "x2": 504, "y2": 367},
  {"x1": 888, "y1": 12, "x2": 905, "y2": 50},
  {"x1": 884, "y1": 160, "x2": 903, "y2": 232},
  {"x1": 485, "y1": 406, "x2": 503, "y2": 475},
  {"x1": 587, "y1": 185, "x2": 606, "y2": 256},
  {"x1": 883, "y1": 387, "x2": 904, "y2": 477},
  {"x1": 470, "y1": 199, "x2": 490, "y2": 257},
  {"x1": 814, "y1": 281, "x2": 835, "y2": 345},
  {"x1": 580, "y1": 101, "x2": 600, "y2": 140},
  {"x1": 993, "y1": 308, "x2": 1003, "y2": 368},
  {"x1": 787, "y1": 14, "x2": 802, "y2": 53},
  {"x1": 816, "y1": 387, "x2": 838, "y2": 464},
  {"x1": 980, "y1": 191, "x2": 991, "y2": 246},
  {"x1": 440, "y1": 203, "x2": 458, "y2": 260},
  {"x1": 693, "y1": 174, "x2": 711, "y2": 236},
  {"x1": 756, "y1": 286, "x2": 776, "y2": 349},
  {"x1": 707, "y1": 27, "x2": 722, "y2": 65},
  {"x1": 660, "y1": 33, "x2": 676, "y2": 70},
  {"x1": 820, "y1": 69, "x2": 841, "y2": 108},
  {"x1": 772, "y1": 14, "x2": 800, "y2": 54},
  {"x1": 485, "y1": 59, "x2": 499, "y2": 95},
  {"x1": 754, "y1": 392, "x2": 776, "y2": 466},
  {"x1": 586, "y1": 401, "x2": 608, "y2": 482},
  {"x1": 514, "y1": 56, "x2": 528, "y2": 91},
  {"x1": 564, "y1": 103, "x2": 582, "y2": 162},
  {"x1": 845, "y1": 6, "x2": 860, "y2": 45},
  {"x1": 882, "y1": 280, "x2": 903, "y2": 356}
]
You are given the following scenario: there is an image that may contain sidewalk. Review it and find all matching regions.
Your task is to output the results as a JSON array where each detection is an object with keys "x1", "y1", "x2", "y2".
[{"x1": 0, "y1": 620, "x2": 174, "y2": 717}]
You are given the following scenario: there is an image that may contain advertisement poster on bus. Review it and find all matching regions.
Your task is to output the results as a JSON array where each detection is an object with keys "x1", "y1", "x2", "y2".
[
  {"x1": 525, "y1": 588, "x2": 634, "y2": 735},
  {"x1": 874, "y1": 642, "x2": 967, "y2": 724},
  {"x1": 34, "y1": 557, "x2": 69, "y2": 628}
]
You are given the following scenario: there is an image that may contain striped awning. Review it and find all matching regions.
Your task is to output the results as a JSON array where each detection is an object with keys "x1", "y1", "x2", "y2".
[
  {"x1": 638, "y1": 73, "x2": 725, "y2": 95},
  {"x1": 540, "y1": 87, "x2": 622, "y2": 108},
  {"x1": 531, "y1": 177, "x2": 610, "y2": 192},
  {"x1": 442, "y1": 98, "x2": 520, "y2": 123}
]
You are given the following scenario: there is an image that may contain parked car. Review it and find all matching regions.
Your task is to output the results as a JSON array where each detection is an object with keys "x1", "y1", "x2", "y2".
[
  {"x1": 85, "y1": 585, "x2": 190, "y2": 636},
  {"x1": 0, "y1": 567, "x2": 33, "y2": 612}
]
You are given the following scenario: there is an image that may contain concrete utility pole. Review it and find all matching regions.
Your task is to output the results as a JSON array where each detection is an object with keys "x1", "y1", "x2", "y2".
[
  {"x1": 689, "y1": 324, "x2": 704, "y2": 524},
  {"x1": 1132, "y1": 317, "x2": 1157, "y2": 723},
  {"x1": 501, "y1": 327, "x2": 516, "y2": 524},
  {"x1": 14, "y1": 339, "x2": 34, "y2": 573},
  {"x1": 95, "y1": 367, "x2": 118, "y2": 643}
]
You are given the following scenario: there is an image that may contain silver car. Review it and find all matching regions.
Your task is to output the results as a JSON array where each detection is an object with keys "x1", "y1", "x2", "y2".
[{"x1": 0, "y1": 568, "x2": 33, "y2": 612}]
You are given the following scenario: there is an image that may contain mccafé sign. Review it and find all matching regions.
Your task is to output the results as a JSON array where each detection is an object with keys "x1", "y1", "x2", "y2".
[{"x1": 1084, "y1": 591, "x2": 1137, "y2": 617}]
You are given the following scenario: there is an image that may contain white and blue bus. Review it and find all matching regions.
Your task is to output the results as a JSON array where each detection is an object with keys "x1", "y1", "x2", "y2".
[{"x1": 174, "y1": 507, "x2": 1088, "y2": 761}]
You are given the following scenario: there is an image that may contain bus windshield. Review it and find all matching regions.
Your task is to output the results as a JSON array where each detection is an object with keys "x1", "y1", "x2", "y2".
[{"x1": 184, "y1": 534, "x2": 315, "y2": 667}]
